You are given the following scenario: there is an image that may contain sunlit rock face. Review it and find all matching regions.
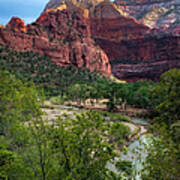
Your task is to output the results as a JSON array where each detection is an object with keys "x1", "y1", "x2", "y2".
[
  {"x1": 114, "y1": 0, "x2": 180, "y2": 31},
  {"x1": 44, "y1": 0, "x2": 104, "y2": 18},
  {"x1": 89, "y1": 0, "x2": 180, "y2": 81},
  {"x1": 44, "y1": 0, "x2": 104, "y2": 10},
  {"x1": 90, "y1": 1, "x2": 150, "y2": 42}
]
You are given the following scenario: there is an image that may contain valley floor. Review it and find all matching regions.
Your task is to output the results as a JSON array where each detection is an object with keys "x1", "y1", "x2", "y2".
[{"x1": 41, "y1": 100, "x2": 149, "y2": 147}]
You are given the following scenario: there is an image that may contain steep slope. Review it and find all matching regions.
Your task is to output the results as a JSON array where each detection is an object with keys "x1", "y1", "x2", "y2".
[
  {"x1": 0, "y1": 10, "x2": 111, "y2": 74},
  {"x1": 0, "y1": 44, "x2": 109, "y2": 96}
]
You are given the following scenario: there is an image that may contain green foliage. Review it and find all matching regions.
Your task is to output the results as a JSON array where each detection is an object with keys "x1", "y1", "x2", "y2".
[
  {"x1": 97, "y1": 111, "x2": 131, "y2": 122},
  {"x1": 141, "y1": 125, "x2": 180, "y2": 180},
  {"x1": 0, "y1": 71, "x2": 120, "y2": 179},
  {"x1": 142, "y1": 69, "x2": 180, "y2": 180},
  {"x1": 0, "y1": 143, "x2": 30, "y2": 180},
  {"x1": 115, "y1": 160, "x2": 133, "y2": 177},
  {"x1": 9, "y1": 111, "x2": 119, "y2": 180},
  {"x1": 50, "y1": 111, "x2": 118, "y2": 179},
  {"x1": 0, "y1": 145, "x2": 15, "y2": 179},
  {"x1": 121, "y1": 81, "x2": 153, "y2": 108},
  {"x1": 105, "y1": 82, "x2": 122, "y2": 112},
  {"x1": 0, "y1": 45, "x2": 108, "y2": 97},
  {"x1": 110, "y1": 122, "x2": 130, "y2": 146},
  {"x1": 150, "y1": 68, "x2": 180, "y2": 126},
  {"x1": 0, "y1": 44, "x2": 154, "y2": 109},
  {"x1": 0, "y1": 70, "x2": 42, "y2": 135}
]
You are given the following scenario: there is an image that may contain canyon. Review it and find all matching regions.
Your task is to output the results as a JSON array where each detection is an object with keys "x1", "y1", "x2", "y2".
[{"x1": 0, "y1": 0, "x2": 180, "y2": 81}]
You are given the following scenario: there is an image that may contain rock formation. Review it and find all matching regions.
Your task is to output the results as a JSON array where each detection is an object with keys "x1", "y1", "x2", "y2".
[
  {"x1": 44, "y1": 0, "x2": 104, "y2": 11},
  {"x1": 0, "y1": 10, "x2": 111, "y2": 74},
  {"x1": 6, "y1": 17, "x2": 27, "y2": 32},
  {"x1": 0, "y1": 0, "x2": 180, "y2": 81}
]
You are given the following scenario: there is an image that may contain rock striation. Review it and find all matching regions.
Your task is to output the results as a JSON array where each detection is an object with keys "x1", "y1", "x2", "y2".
[{"x1": 90, "y1": 1, "x2": 150, "y2": 41}]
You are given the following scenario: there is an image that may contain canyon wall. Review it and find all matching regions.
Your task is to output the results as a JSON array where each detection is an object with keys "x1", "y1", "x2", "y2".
[{"x1": 0, "y1": 0, "x2": 180, "y2": 81}]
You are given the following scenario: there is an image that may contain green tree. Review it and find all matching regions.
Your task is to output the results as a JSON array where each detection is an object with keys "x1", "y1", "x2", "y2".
[
  {"x1": 150, "y1": 68, "x2": 180, "y2": 126},
  {"x1": 0, "y1": 70, "x2": 42, "y2": 135},
  {"x1": 0, "y1": 70, "x2": 43, "y2": 179},
  {"x1": 51, "y1": 111, "x2": 118, "y2": 179},
  {"x1": 141, "y1": 69, "x2": 180, "y2": 179},
  {"x1": 110, "y1": 122, "x2": 130, "y2": 147},
  {"x1": 106, "y1": 82, "x2": 122, "y2": 112},
  {"x1": 141, "y1": 125, "x2": 180, "y2": 180}
]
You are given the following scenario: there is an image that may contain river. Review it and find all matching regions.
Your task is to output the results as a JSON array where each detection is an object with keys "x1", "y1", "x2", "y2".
[{"x1": 107, "y1": 118, "x2": 151, "y2": 180}]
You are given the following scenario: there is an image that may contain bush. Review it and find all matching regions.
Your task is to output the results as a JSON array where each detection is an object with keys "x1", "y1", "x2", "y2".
[{"x1": 110, "y1": 122, "x2": 130, "y2": 146}]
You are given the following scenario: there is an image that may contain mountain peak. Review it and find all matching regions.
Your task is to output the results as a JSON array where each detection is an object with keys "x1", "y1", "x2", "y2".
[{"x1": 6, "y1": 17, "x2": 27, "y2": 33}]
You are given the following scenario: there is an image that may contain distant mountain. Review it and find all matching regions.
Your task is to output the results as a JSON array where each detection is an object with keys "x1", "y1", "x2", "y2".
[
  {"x1": 114, "y1": 0, "x2": 180, "y2": 32},
  {"x1": 44, "y1": 0, "x2": 104, "y2": 11}
]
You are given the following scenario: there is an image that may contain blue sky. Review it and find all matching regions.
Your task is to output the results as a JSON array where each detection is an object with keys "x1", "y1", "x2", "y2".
[{"x1": 0, "y1": 0, "x2": 49, "y2": 25}]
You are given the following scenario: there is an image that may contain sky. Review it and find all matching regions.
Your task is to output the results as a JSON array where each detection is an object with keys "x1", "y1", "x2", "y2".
[{"x1": 0, "y1": 0, "x2": 49, "y2": 25}]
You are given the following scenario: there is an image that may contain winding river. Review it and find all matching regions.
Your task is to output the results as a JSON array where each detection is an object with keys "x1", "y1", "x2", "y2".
[
  {"x1": 43, "y1": 102, "x2": 152, "y2": 179},
  {"x1": 107, "y1": 118, "x2": 151, "y2": 180}
]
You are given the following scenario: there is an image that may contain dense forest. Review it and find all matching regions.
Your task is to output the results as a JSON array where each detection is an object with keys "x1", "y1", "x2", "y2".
[
  {"x1": 0, "y1": 44, "x2": 109, "y2": 97},
  {"x1": 0, "y1": 45, "x2": 180, "y2": 179}
]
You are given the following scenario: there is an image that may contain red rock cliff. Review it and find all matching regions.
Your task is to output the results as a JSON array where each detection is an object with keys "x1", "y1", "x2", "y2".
[
  {"x1": 0, "y1": 10, "x2": 111, "y2": 75},
  {"x1": 87, "y1": 1, "x2": 180, "y2": 81}
]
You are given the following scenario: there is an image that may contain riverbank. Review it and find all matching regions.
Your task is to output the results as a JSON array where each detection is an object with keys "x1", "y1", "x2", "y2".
[{"x1": 42, "y1": 100, "x2": 150, "y2": 146}]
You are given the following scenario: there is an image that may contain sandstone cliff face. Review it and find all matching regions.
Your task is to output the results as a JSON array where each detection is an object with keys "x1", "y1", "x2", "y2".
[
  {"x1": 111, "y1": 59, "x2": 180, "y2": 82},
  {"x1": 0, "y1": 10, "x2": 111, "y2": 75},
  {"x1": 109, "y1": 35, "x2": 180, "y2": 81},
  {"x1": 91, "y1": 3, "x2": 180, "y2": 81},
  {"x1": 90, "y1": 1, "x2": 150, "y2": 42},
  {"x1": 88, "y1": 0, "x2": 180, "y2": 81}
]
